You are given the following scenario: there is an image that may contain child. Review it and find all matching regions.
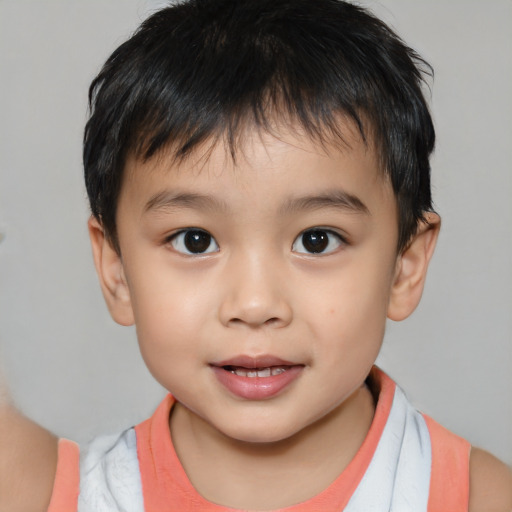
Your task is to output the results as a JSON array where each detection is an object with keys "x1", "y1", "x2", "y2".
[{"x1": 2, "y1": 0, "x2": 511, "y2": 510}]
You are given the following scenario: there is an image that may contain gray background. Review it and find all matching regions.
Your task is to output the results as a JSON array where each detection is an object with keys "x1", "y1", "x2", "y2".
[{"x1": 0, "y1": 0, "x2": 511, "y2": 465}]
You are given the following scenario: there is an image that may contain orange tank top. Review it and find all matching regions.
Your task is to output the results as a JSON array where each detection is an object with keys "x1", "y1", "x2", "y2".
[{"x1": 47, "y1": 368, "x2": 470, "y2": 511}]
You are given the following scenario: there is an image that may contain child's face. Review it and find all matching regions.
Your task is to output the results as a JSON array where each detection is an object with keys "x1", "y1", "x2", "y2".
[{"x1": 102, "y1": 124, "x2": 405, "y2": 443}]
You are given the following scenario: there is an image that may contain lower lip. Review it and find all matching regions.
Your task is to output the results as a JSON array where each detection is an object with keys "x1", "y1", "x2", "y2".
[{"x1": 211, "y1": 366, "x2": 304, "y2": 400}]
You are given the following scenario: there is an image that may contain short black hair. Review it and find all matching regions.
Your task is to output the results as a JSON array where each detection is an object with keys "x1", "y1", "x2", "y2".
[{"x1": 84, "y1": 0, "x2": 435, "y2": 253}]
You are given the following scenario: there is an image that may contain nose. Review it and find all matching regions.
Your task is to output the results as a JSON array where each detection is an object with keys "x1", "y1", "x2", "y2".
[{"x1": 218, "y1": 251, "x2": 293, "y2": 329}]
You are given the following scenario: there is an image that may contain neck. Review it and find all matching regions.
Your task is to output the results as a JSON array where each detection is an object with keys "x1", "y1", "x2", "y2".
[{"x1": 170, "y1": 383, "x2": 375, "y2": 510}]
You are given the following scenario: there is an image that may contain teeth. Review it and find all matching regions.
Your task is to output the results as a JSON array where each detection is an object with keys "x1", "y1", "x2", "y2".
[{"x1": 229, "y1": 366, "x2": 287, "y2": 377}]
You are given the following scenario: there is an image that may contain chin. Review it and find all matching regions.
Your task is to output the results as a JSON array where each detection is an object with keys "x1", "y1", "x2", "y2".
[{"x1": 217, "y1": 418, "x2": 303, "y2": 445}]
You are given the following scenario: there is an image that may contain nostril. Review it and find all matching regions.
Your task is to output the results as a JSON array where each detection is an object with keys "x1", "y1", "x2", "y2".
[
  {"x1": 220, "y1": 295, "x2": 293, "y2": 328},
  {"x1": 227, "y1": 316, "x2": 282, "y2": 328}
]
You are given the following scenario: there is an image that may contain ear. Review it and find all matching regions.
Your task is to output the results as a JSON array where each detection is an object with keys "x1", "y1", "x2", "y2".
[
  {"x1": 88, "y1": 217, "x2": 134, "y2": 326},
  {"x1": 387, "y1": 212, "x2": 441, "y2": 321}
]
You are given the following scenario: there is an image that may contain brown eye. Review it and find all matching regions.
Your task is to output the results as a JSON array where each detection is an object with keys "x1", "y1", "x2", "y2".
[
  {"x1": 170, "y1": 229, "x2": 219, "y2": 254},
  {"x1": 302, "y1": 230, "x2": 328, "y2": 252},
  {"x1": 292, "y1": 229, "x2": 344, "y2": 254}
]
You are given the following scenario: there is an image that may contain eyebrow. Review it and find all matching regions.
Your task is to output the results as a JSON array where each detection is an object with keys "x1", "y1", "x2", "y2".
[
  {"x1": 144, "y1": 191, "x2": 228, "y2": 214},
  {"x1": 144, "y1": 189, "x2": 369, "y2": 216},
  {"x1": 279, "y1": 190, "x2": 370, "y2": 216}
]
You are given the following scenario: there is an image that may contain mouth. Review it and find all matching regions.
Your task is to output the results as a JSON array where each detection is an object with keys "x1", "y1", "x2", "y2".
[{"x1": 210, "y1": 356, "x2": 304, "y2": 399}]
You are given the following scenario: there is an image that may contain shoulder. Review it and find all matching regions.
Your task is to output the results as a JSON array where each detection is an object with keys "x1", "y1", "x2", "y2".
[{"x1": 469, "y1": 447, "x2": 512, "y2": 512}]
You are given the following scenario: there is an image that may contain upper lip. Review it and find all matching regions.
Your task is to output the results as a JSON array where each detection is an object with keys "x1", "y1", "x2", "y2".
[{"x1": 212, "y1": 355, "x2": 300, "y2": 369}]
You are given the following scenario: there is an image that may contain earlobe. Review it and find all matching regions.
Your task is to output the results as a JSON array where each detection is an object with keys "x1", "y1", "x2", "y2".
[
  {"x1": 387, "y1": 212, "x2": 441, "y2": 321},
  {"x1": 88, "y1": 217, "x2": 134, "y2": 326}
]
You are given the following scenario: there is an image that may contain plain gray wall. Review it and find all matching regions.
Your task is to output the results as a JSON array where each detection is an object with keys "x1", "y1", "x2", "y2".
[{"x1": 1, "y1": 0, "x2": 511, "y2": 465}]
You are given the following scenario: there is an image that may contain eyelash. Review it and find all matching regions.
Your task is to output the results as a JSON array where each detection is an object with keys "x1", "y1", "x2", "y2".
[{"x1": 165, "y1": 227, "x2": 347, "y2": 256}]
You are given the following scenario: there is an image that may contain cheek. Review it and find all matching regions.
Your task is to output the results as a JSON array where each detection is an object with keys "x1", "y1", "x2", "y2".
[
  {"x1": 135, "y1": 303, "x2": 200, "y2": 393},
  {"x1": 305, "y1": 260, "x2": 393, "y2": 356},
  {"x1": 129, "y1": 256, "x2": 213, "y2": 327},
  {"x1": 309, "y1": 261, "x2": 392, "y2": 322},
  {"x1": 128, "y1": 279, "x2": 204, "y2": 373}
]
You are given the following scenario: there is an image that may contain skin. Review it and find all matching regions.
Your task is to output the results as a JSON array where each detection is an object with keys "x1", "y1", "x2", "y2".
[
  {"x1": 469, "y1": 449, "x2": 512, "y2": 511},
  {"x1": 0, "y1": 388, "x2": 58, "y2": 512}
]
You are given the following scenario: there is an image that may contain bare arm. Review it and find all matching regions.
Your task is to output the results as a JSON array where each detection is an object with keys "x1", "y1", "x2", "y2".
[
  {"x1": 0, "y1": 379, "x2": 58, "y2": 512},
  {"x1": 469, "y1": 447, "x2": 512, "y2": 512}
]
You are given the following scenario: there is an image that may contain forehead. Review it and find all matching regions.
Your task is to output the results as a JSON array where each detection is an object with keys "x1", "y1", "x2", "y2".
[{"x1": 119, "y1": 122, "x2": 395, "y2": 221}]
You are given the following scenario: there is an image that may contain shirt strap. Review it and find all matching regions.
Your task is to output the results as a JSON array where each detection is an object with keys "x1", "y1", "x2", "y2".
[
  {"x1": 423, "y1": 415, "x2": 470, "y2": 512},
  {"x1": 47, "y1": 438, "x2": 80, "y2": 512}
]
